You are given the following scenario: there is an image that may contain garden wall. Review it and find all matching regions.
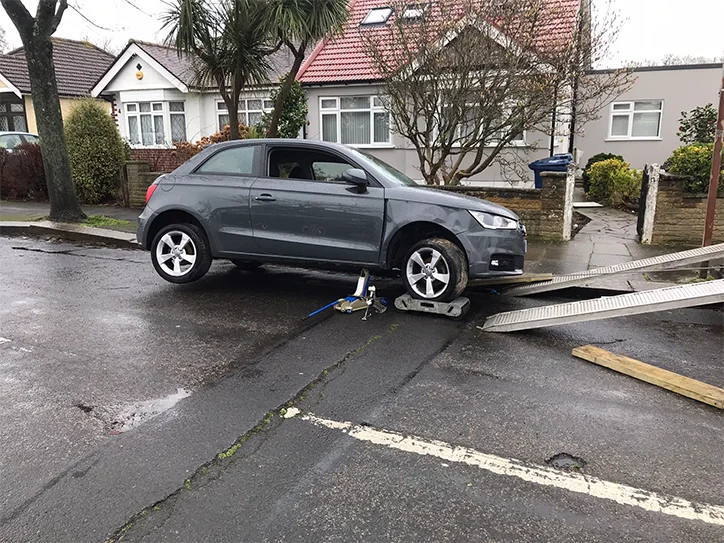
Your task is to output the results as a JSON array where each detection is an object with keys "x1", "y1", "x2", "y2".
[
  {"x1": 129, "y1": 149, "x2": 185, "y2": 173},
  {"x1": 436, "y1": 170, "x2": 574, "y2": 240},
  {"x1": 643, "y1": 171, "x2": 723, "y2": 245},
  {"x1": 122, "y1": 162, "x2": 164, "y2": 208}
]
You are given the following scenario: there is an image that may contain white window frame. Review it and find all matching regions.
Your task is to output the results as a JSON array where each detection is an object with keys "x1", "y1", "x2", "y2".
[
  {"x1": 124, "y1": 101, "x2": 187, "y2": 148},
  {"x1": 607, "y1": 100, "x2": 664, "y2": 141},
  {"x1": 361, "y1": 7, "x2": 393, "y2": 25},
  {"x1": 217, "y1": 98, "x2": 274, "y2": 131},
  {"x1": 319, "y1": 96, "x2": 392, "y2": 148},
  {"x1": 443, "y1": 103, "x2": 526, "y2": 148}
]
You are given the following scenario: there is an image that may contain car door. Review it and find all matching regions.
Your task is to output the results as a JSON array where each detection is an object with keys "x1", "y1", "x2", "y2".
[
  {"x1": 190, "y1": 144, "x2": 261, "y2": 255},
  {"x1": 249, "y1": 144, "x2": 385, "y2": 264}
]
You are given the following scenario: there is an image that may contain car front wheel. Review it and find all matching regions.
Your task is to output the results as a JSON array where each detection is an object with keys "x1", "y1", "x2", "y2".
[
  {"x1": 151, "y1": 224, "x2": 212, "y2": 283},
  {"x1": 402, "y1": 238, "x2": 468, "y2": 302}
]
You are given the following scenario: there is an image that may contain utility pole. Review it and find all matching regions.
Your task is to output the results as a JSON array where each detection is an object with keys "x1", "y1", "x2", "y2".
[{"x1": 699, "y1": 62, "x2": 724, "y2": 278}]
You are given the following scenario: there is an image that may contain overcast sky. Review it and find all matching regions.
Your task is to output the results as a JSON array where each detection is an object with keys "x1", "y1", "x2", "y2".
[{"x1": 1, "y1": 0, "x2": 723, "y2": 67}]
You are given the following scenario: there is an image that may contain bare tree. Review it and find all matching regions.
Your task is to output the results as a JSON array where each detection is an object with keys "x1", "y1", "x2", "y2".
[
  {"x1": 0, "y1": 25, "x2": 8, "y2": 52},
  {"x1": 1, "y1": 0, "x2": 85, "y2": 220},
  {"x1": 362, "y1": 0, "x2": 630, "y2": 185},
  {"x1": 626, "y1": 54, "x2": 724, "y2": 68}
]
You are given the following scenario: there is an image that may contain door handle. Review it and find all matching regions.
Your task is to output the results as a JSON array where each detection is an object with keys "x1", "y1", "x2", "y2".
[{"x1": 254, "y1": 194, "x2": 276, "y2": 202}]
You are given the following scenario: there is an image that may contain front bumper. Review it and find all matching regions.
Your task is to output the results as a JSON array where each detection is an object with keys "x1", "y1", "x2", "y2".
[{"x1": 458, "y1": 222, "x2": 527, "y2": 278}]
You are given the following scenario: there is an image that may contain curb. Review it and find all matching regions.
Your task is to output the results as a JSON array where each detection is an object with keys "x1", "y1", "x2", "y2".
[{"x1": 0, "y1": 221, "x2": 139, "y2": 250}]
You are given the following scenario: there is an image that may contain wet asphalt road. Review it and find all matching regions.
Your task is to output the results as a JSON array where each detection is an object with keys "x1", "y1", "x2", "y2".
[{"x1": 1, "y1": 235, "x2": 723, "y2": 542}]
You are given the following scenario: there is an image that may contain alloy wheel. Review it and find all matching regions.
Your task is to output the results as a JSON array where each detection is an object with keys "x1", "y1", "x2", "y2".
[
  {"x1": 406, "y1": 247, "x2": 451, "y2": 299},
  {"x1": 155, "y1": 230, "x2": 197, "y2": 277}
]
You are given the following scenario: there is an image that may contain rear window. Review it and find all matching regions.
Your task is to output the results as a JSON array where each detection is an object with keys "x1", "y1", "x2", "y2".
[
  {"x1": 196, "y1": 146, "x2": 257, "y2": 176},
  {"x1": 0, "y1": 134, "x2": 23, "y2": 150}
]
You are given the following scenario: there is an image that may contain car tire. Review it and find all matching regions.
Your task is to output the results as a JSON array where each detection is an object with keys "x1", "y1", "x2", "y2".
[
  {"x1": 230, "y1": 260, "x2": 262, "y2": 271},
  {"x1": 151, "y1": 223, "x2": 212, "y2": 284},
  {"x1": 402, "y1": 238, "x2": 468, "y2": 302}
]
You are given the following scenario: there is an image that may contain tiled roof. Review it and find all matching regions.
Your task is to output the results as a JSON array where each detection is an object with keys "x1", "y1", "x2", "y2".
[
  {"x1": 125, "y1": 40, "x2": 296, "y2": 88},
  {"x1": 131, "y1": 41, "x2": 200, "y2": 87},
  {"x1": 0, "y1": 38, "x2": 114, "y2": 97},
  {"x1": 298, "y1": 0, "x2": 580, "y2": 84}
]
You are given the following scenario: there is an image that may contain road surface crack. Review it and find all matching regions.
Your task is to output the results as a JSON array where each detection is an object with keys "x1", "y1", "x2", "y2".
[{"x1": 104, "y1": 325, "x2": 398, "y2": 542}]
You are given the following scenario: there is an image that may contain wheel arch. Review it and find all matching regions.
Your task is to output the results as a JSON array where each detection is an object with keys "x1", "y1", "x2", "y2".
[
  {"x1": 145, "y1": 208, "x2": 210, "y2": 251},
  {"x1": 385, "y1": 221, "x2": 467, "y2": 271}
]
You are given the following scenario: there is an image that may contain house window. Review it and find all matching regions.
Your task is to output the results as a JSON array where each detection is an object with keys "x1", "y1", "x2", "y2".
[
  {"x1": 0, "y1": 94, "x2": 28, "y2": 132},
  {"x1": 444, "y1": 103, "x2": 525, "y2": 145},
  {"x1": 609, "y1": 100, "x2": 663, "y2": 139},
  {"x1": 320, "y1": 96, "x2": 390, "y2": 146},
  {"x1": 217, "y1": 99, "x2": 274, "y2": 131},
  {"x1": 361, "y1": 7, "x2": 393, "y2": 25},
  {"x1": 125, "y1": 101, "x2": 188, "y2": 146},
  {"x1": 169, "y1": 102, "x2": 187, "y2": 143}
]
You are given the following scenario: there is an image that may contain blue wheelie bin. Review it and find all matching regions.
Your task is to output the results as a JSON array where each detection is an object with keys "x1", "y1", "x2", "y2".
[{"x1": 528, "y1": 153, "x2": 573, "y2": 189}]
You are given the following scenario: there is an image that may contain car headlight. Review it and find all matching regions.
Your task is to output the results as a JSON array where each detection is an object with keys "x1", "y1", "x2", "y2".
[{"x1": 469, "y1": 210, "x2": 518, "y2": 230}]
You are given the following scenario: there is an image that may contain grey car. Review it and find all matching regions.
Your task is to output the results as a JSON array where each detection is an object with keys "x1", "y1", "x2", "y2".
[{"x1": 137, "y1": 139, "x2": 526, "y2": 302}]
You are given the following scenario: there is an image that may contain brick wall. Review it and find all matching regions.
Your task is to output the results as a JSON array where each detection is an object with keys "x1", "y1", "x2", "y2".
[
  {"x1": 650, "y1": 173, "x2": 724, "y2": 245},
  {"x1": 123, "y1": 162, "x2": 164, "y2": 208},
  {"x1": 129, "y1": 149, "x2": 185, "y2": 173},
  {"x1": 436, "y1": 171, "x2": 571, "y2": 240}
]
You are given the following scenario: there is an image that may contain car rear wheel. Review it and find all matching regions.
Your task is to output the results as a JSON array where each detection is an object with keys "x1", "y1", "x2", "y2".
[
  {"x1": 402, "y1": 238, "x2": 468, "y2": 302},
  {"x1": 151, "y1": 224, "x2": 212, "y2": 284}
]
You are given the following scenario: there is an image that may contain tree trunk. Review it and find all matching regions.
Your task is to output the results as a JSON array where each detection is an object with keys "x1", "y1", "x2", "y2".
[
  {"x1": 24, "y1": 39, "x2": 85, "y2": 221},
  {"x1": 266, "y1": 47, "x2": 305, "y2": 139}
]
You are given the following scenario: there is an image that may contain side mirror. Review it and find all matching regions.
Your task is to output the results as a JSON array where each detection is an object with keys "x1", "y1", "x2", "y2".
[{"x1": 342, "y1": 168, "x2": 369, "y2": 193}]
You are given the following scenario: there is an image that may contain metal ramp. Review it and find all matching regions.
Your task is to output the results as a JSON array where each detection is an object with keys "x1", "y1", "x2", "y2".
[
  {"x1": 483, "y1": 279, "x2": 724, "y2": 332},
  {"x1": 504, "y1": 243, "x2": 724, "y2": 297}
]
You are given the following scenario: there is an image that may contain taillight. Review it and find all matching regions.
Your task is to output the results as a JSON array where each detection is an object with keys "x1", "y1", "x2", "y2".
[{"x1": 145, "y1": 182, "x2": 159, "y2": 204}]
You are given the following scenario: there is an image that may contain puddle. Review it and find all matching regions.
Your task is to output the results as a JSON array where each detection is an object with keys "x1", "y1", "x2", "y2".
[{"x1": 546, "y1": 453, "x2": 587, "y2": 471}]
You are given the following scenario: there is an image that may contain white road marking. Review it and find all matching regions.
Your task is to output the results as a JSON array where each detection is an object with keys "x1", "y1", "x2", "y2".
[
  {"x1": 283, "y1": 407, "x2": 300, "y2": 419},
  {"x1": 0, "y1": 337, "x2": 11, "y2": 344},
  {"x1": 300, "y1": 413, "x2": 724, "y2": 526}
]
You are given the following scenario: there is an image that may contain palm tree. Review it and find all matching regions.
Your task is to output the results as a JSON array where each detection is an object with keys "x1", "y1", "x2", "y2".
[
  {"x1": 162, "y1": 0, "x2": 277, "y2": 140},
  {"x1": 265, "y1": 0, "x2": 349, "y2": 138}
]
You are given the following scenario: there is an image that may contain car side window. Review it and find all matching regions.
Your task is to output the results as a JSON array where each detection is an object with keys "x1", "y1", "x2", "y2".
[
  {"x1": 0, "y1": 134, "x2": 23, "y2": 150},
  {"x1": 23, "y1": 135, "x2": 40, "y2": 145},
  {"x1": 268, "y1": 148, "x2": 355, "y2": 183},
  {"x1": 195, "y1": 146, "x2": 257, "y2": 176},
  {"x1": 312, "y1": 161, "x2": 353, "y2": 182}
]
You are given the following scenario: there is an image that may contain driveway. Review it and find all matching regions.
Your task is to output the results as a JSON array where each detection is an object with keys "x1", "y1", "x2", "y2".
[{"x1": 0, "y1": 235, "x2": 722, "y2": 542}]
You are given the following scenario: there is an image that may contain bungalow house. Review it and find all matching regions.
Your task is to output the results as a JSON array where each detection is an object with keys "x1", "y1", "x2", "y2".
[
  {"x1": 579, "y1": 63, "x2": 724, "y2": 170},
  {"x1": 92, "y1": 2, "x2": 580, "y2": 185},
  {"x1": 0, "y1": 38, "x2": 114, "y2": 133},
  {"x1": 90, "y1": 40, "x2": 296, "y2": 151}
]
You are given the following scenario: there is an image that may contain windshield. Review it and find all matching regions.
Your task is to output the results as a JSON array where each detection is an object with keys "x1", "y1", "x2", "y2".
[{"x1": 347, "y1": 148, "x2": 419, "y2": 187}]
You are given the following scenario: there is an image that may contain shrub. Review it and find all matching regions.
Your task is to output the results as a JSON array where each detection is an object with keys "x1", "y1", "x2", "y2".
[
  {"x1": 65, "y1": 99, "x2": 128, "y2": 204},
  {"x1": 173, "y1": 123, "x2": 259, "y2": 162},
  {"x1": 587, "y1": 158, "x2": 642, "y2": 207},
  {"x1": 257, "y1": 75, "x2": 309, "y2": 138},
  {"x1": 677, "y1": 104, "x2": 717, "y2": 144},
  {"x1": 666, "y1": 143, "x2": 724, "y2": 195},
  {"x1": 0, "y1": 142, "x2": 47, "y2": 200},
  {"x1": 582, "y1": 152, "x2": 624, "y2": 193}
]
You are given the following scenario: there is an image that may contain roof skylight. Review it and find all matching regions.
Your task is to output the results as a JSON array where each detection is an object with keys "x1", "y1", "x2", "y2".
[
  {"x1": 402, "y1": 3, "x2": 428, "y2": 20},
  {"x1": 361, "y1": 7, "x2": 393, "y2": 25}
]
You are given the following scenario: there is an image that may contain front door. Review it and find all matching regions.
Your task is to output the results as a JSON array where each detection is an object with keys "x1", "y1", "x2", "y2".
[{"x1": 249, "y1": 146, "x2": 385, "y2": 264}]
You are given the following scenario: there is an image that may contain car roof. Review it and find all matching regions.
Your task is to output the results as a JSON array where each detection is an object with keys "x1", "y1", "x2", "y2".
[
  {"x1": 209, "y1": 138, "x2": 348, "y2": 152},
  {"x1": 0, "y1": 131, "x2": 39, "y2": 137}
]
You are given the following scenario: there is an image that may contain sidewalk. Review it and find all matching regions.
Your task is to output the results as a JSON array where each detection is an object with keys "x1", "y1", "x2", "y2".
[
  {"x1": 0, "y1": 200, "x2": 140, "y2": 230},
  {"x1": 526, "y1": 206, "x2": 702, "y2": 292}
]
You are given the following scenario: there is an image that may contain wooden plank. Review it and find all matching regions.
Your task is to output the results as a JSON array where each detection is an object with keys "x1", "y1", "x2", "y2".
[
  {"x1": 467, "y1": 273, "x2": 553, "y2": 288},
  {"x1": 572, "y1": 345, "x2": 724, "y2": 409}
]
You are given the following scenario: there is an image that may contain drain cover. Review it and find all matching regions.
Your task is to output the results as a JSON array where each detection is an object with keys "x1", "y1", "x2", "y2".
[{"x1": 546, "y1": 453, "x2": 587, "y2": 471}]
